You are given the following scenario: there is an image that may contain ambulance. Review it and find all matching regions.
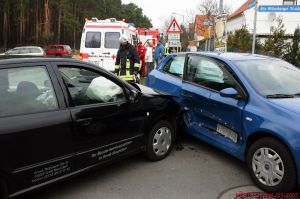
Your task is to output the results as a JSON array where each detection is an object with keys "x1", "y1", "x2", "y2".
[{"x1": 80, "y1": 18, "x2": 137, "y2": 72}]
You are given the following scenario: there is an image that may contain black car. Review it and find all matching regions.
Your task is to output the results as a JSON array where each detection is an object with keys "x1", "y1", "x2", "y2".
[{"x1": 0, "y1": 58, "x2": 180, "y2": 198}]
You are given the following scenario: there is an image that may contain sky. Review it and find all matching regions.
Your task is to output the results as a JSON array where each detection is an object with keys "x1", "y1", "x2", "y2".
[{"x1": 122, "y1": 0, "x2": 246, "y2": 29}]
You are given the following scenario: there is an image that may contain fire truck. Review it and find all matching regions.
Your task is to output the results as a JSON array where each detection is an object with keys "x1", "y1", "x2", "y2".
[
  {"x1": 136, "y1": 28, "x2": 160, "y2": 49},
  {"x1": 80, "y1": 18, "x2": 137, "y2": 72}
]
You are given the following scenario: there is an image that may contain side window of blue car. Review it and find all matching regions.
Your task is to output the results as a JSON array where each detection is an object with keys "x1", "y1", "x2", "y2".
[
  {"x1": 163, "y1": 55, "x2": 185, "y2": 78},
  {"x1": 186, "y1": 55, "x2": 238, "y2": 92}
]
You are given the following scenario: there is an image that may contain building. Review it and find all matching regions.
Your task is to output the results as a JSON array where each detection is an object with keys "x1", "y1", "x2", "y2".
[
  {"x1": 189, "y1": 15, "x2": 214, "y2": 50},
  {"x1": 227, "y1": 0, "x2": 300, "y2": 37}
]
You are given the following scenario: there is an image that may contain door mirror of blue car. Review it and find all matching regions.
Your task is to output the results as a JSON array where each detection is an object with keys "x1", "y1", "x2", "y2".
[{"x1": 220, "y1": 88, "x2": 239, "y2": 98}]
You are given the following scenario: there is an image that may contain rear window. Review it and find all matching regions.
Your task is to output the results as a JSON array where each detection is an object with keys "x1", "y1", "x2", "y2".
[
  {"x1": 57, "y1": 46, "x2": 64, "y2": 50},
  {"x1": 85, "y1": 32, "x2": 101, "y2": 48},
  {"x1": 66, "y1": 46, "x2": 71, "y2": 51},
  {"x1": 105, "y1": 32, "x2": 120, "y2": 49}
]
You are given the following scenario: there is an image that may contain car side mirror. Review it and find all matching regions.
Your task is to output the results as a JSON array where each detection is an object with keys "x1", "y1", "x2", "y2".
[
  {"x1": 129, "y1": 90, "x2": 139, "y2": 103},
  {"x1": 220, "y1": 88, "x2": 239, "y2": 98}
]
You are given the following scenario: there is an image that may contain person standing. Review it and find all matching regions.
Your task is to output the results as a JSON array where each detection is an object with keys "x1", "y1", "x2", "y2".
[
  {"x1": 154, "y1": 39, "x2": 165, "y2": 67},
  {"x1": 137, "y1": 41, "x2": 147, "y2": 77},
  {"x1": 145, "y1": 42, "x2": 153, "y2": 76},
  {"x1": 115, "y1": 35, "x2": 141, "y2": 82}
]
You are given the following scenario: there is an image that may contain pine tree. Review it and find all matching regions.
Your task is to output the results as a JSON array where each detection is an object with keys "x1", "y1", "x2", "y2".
[
  {"x1": 264, "y1": 17, "x2": 287, "y2": 57},
  {"x1": 227, "y1": 26, "x2": 252, "y2": 52}
]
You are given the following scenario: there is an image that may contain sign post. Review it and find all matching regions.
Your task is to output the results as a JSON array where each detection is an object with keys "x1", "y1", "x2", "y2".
[
  {"x1": 251, "y1": 0, "x2": 258, "y2": 54},
  {"x1": 166, "y1": 18, "x2": 183, "y2": 50}
]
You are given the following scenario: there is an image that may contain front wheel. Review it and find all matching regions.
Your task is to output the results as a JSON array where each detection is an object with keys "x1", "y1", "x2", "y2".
[
  {"x1": 246, "y1": 137, "x2": 297, "y2": 192},
  {"x1": 145, "y1": 120, "x2": 174, "y2": 161}
]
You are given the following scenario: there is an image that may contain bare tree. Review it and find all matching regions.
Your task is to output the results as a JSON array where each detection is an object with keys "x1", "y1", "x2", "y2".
[
  {"x1": 197, "y1": 0, "x2": 232, "y2": 16},
  {"x1": 185, "y1": 8, "x2": 196, "y2": 25},
  {"x1": 197, "y1": 0, "x2": 218, "y2": 16}
]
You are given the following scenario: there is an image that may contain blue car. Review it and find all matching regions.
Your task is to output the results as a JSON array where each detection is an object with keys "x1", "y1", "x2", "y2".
[{"x1": 147, "y1": 52, "x2": 300, "y2": 192}]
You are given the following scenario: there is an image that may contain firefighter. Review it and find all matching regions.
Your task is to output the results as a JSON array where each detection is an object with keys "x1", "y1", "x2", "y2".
[{"x1": 115, "y1": 35, "x2": 141, "y2": 82}]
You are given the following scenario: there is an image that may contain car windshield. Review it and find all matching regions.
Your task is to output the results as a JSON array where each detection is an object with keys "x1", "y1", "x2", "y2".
[{"x1": 234, "y1": 59, "x2": 300, "y2": 97}]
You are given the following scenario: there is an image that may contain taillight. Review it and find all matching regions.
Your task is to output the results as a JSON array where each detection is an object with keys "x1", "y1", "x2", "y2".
[{"x1": 80, "y1": 53, "x2": 89, "y2": 60}]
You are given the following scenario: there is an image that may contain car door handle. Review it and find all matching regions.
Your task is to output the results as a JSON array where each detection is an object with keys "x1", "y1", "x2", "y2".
[
  {"x1": 183, "y1": 106, "x2": 191, "y2": 111},
  {"x1": 103, "y1": 52, "x2": 110, "y2": 55},
  {"x1": 76, "y1": 118, "x2": 93, "y2": 126}
]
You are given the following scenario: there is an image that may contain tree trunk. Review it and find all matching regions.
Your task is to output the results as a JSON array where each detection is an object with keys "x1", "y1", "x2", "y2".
[
  {"x1": 3, "y1": 8, "x2": 8, "y2": 48},
  {"x1": 57, "y1": 0, "x2": 62, "y2": 43},
  {"x1": 19, "y1": 0, "x2": 23, "y2": 44},
  {"x1": 44, "y1": 0, "x2": 50, "y2": 35},
  {"x1": 73, "y1": 2, "x2": 77, "y2": 49},
  {"x1": 35, "y1": 0, "x2": 39, "y2": 44}
]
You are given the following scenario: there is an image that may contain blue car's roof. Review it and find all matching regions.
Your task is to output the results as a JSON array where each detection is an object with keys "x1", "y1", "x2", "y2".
[{"x1": 173, "y1": 52, "x2": 274, "y2": 61}]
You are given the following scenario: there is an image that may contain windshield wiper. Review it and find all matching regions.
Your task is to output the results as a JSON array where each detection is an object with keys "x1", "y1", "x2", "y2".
[{"x1": 266, "y1": 94, "x2": 294, "y2": 98}]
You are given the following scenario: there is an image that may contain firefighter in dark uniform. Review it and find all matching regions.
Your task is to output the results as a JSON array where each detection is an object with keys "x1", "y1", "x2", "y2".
[{"x1": 115, "y1": 35, "x2": 141, "y2": 82}]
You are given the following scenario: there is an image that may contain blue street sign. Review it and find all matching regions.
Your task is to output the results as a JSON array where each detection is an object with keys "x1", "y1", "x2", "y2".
[
  {"x1": 258, "y1": 5, "x2": 300, "y2": 12},
  {"x1": 248, "y1": 0, "x2": 257, "y2": 9}
]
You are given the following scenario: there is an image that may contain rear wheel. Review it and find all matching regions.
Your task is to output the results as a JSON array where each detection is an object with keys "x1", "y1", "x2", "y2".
[
  {"x1": 246, "y1": 137, "x2": 297, "y2": 192},
  {"x1": 145, "y1": 120, "x2": 174, "y2": 161},
  {"x1": 0, "y1": 179, "x2": 9, "y2": 199}
]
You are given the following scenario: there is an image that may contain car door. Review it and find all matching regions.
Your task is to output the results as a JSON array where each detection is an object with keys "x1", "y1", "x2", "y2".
[
  {"x1": 147, "y1": 54, "x2": 185, "y2": 103},
  {"x1": 0, "y1": 62, "x2": 75, "y2": 194},
  {"x1": 182, "y1": 54, "x2": 246, "y2": 149},
  {"x1": 53, "y1": 62, "x2": 145, "y2": 169}
]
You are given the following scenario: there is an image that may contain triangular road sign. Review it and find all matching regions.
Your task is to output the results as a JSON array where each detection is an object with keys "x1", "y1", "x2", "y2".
[{"x1": 166, "y1": 18, "x2": 183, "y2": 34}]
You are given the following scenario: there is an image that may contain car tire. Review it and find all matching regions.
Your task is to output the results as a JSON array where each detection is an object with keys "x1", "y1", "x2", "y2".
[
  {"x1": 246, "y1": 137, "x2": 297, "y2": 192},
  {"x1": 0, "y1": 179, "x2": 9, "y2": 199},
  {"x1": 145, "y1": 120, "x2": 174, "y2": 161}
]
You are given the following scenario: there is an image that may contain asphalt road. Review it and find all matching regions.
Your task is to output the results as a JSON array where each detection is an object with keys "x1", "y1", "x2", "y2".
[{"x1": 21, "y1": 134, "x2": 266, "y2": 199}]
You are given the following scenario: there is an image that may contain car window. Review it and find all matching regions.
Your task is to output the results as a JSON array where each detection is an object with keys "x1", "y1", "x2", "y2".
[
  {"x1": 66, "y1": 46, "x2": 71, "y2": 51},
  {"x1": 19, "y1": 48, "x2": 30, "y2": 54},
  {"x1": 234, "y1": 59, "x2": 300, "y2": 96},
  {"x1": 186, "y1": 55, "x2": 238, "y2": 92},
  {"x1": 6, "y1": 48, "x2": 19, "y2": 54},
  {"x1": 29, "y1": 48, "x2": 42, "y2": 53},
  {"x1": 0, "y1": 66, "x2": 58, "y2": 117},
  {"x1": 85, "y1": 32, "x2": 101, "y2": 48},
  {"x1": 105, "y1": 32, "x2": 120, "y2": 49},
  {"x1": 49, "y1": 46, "x2": 56, "y2": 51},
  {"x1": 59, "y1": 66, "x2": 125, "y2": 106},
  {"x1": 57, "y1": 46, "x2": 64, "y2": 51},
  {"x1": 163, "y1": 56, "x2": 185, "y2": 78}
]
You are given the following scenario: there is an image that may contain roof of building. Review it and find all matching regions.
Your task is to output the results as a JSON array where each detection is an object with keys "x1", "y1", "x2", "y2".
[
  {"x1": 228, "y1": 0, "x2": 251, "y2": 20},
  {"x1": 194, "y1": 15, "x2": 214, "y2": 37}
]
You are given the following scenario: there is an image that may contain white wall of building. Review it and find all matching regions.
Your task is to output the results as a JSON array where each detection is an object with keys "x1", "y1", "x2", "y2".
[
  {"x1": 227, "y1": 0, "x2": 300, "y2": 35},
  {"x1": 227, "y1": 15, "x2": 247, "y2": 33}
]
